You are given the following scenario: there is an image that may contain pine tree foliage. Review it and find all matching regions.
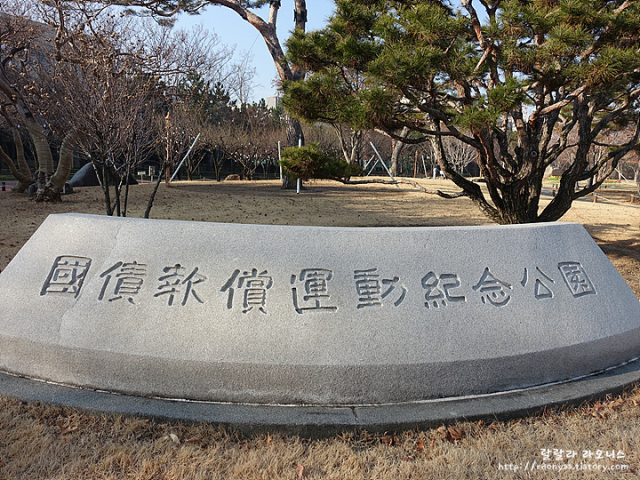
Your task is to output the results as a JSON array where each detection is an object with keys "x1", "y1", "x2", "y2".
[
  {"x1": 280, "y1": 143, "x2": 362, "y2": 181},
  {"x1": 283, "y1": 0, "x2": 640, "y2": 224}
]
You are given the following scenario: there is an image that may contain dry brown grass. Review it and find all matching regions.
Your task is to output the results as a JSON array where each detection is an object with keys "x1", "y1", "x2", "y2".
[
  {"x1": 0, "y1": 392, "x2": 638, "y2": 479},
  {"x1": 1, "y1": 178, "x2": 639, "y2": 479}
]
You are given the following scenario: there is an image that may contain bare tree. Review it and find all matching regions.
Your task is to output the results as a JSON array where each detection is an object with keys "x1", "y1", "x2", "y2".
[
  {"x1": 228, "y1": 50, "x2": 256, "y2": 106},
  {"x1": 198, "y1": 123, "x2": 226, "y2": 181},
  {"x1": 213, "y1": 123, "x2": 279, "y2": 180},
  {"x1": 118, "y1": 101, "x2": 157, "y2": 216},
  {"x1": 230, "y1": 128, "x2": 279, "y2": 179},
  {"x1": 0, "y1": 4, "x2": 77, "y2": 201},
  {"x1": 161, "y1": 102, "x2": 202, "y2": 181},
  {"x1": 331, "y1": 124, "x2": 364, "y2": 166},
  {"x1": 441, "y1": 136, "x2": 478, "y2": 176},
  {"x1": 31, "y1": 0, "x2": 235, "y2": 215},
  {"x1": 108, "y1": 0, "x2": 309, "y2": 187},
  {"x1": 301, "y1": 123, "x2": 342, "y2": 159},
  {"x1": 0, "y1": 121, "x2": 33, "y2": 193}
]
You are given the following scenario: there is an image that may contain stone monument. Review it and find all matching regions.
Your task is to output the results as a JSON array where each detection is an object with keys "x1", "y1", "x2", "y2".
[{"x1": 0, "y1": 213, "x2": 639, "y2": 434}]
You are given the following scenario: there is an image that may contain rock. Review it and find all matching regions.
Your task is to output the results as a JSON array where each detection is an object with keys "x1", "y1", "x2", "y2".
[
  {"x1": 69, "y1": 163, "x2": 138, "y2": 187},
  {"x1": 0, "y1": 214, "x2": 639, "y2": 407}
]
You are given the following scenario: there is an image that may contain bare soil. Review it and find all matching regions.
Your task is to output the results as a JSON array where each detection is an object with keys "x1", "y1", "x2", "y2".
[{"x1": 0, "y1": 178, "x2": 639, "y2": 479}]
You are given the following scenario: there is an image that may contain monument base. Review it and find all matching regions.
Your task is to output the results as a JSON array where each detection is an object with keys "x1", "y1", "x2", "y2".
[{"x1": 1, "y1": 358, "x2": 639, "y2": 436}]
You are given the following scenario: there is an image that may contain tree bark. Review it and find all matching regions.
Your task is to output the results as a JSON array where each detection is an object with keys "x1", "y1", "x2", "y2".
[
  {"x1": 390, "y1": 127, "x2": 409, "y2": 176},
  {"x1": 123, "y1": 162, "x2": 132, "y2": 217},
  {"x1": 48, "y1": 130, "x2": 77, "y2": 191},
  {"x1": 102, "y1": 164, "x2": 114, "y2": 215},
  {"x1": 0, "y1": 130, "x2": 32, "y2": 193},
  {"x1": 145, "y1": 161, "x2": 166, "y2": 219},
  {"x1": 1, "y1": 55, "x2": 75, "y2": 201},
  {"x1": 34, "y1": 129, "x2": 77, "y2": 202}
]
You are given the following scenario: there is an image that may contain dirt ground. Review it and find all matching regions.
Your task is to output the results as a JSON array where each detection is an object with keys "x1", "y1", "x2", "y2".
[
  {"x1": 2, "y1": 177, "x2": 639, "y2": 297},
  {"x1": 0, "y1": 178, "x2": 639, "y2": 479}
]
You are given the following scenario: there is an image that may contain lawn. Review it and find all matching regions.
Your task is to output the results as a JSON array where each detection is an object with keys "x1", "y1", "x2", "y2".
[{"x1": 0, "y1": 178, "x2": 638, "y2": 479}]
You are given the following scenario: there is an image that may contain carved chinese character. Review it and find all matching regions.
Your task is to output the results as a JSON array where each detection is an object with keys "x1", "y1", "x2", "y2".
[
  {"x1": 40, "y1": 256, "x2": 91, "y2": 298},
  {"x1": 381, "y1": 276, "x2": 408, "y2": 306},
  {"x1": 98, "y1": 261, "x2": 147, "y2": 304},
  {"x1": 154, "y1": 264, "x2": 207, "y2": 306},
  {"x1": 354, "y1": 268, "x2": 407, "y2": 308},
  {"x1": 422, "y1": 272, "x2": 466, "y2": 308},
  {"x1": 291, "y1": 268, "x2": 337, "y2": 313},
  {"x1": 472, "y1": 268, "x2": 512, "y2": 307},
  {"x1": 354, "y1": 269, "x2": 382, "y2": 308},
  {"x1": 221, "y1": 268, "x2": 273, "y2": 313},
  {"x1": 520, "y1": 267, "x2": 555, "y2": 300},
  {"x1": 558, "y1": 262, "x2": 596, "y2": 297}
]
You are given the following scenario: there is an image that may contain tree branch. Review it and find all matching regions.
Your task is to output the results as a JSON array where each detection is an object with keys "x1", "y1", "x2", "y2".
[{"x1": 335, "y1": 176, "x2": 468, "y2": 199}]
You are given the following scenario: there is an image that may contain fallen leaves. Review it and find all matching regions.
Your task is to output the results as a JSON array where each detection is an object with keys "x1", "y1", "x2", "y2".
[
  {"x1": 582, "y1": 397, "x2": 629, "y2": 419},
  {"x1": 437, "y1": 425, "x2": 464, "y2": 443},
  {"x1": 161, "y1": 433, "x2": 181, "y2": 444},
  {"x1": 380, "y1": 434, "x2": 399, "y2": 446},
  {"x1": 56, "y1": 418, "x2": 78, "y2": 436}
]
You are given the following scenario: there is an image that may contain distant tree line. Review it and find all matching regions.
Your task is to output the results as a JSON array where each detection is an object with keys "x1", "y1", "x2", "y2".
[{"x1": 0, "y1": 0, "x2": 289, "y2": 216}]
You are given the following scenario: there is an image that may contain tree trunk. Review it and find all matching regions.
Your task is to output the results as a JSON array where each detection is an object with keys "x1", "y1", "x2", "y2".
[
  {"x1": 34, "y1": 129, "x2": 77, "y2": 202},
  {"x1": 102, "y1": 164, "x2": 113, "y2": 215},
  {"x1": 145, "y1": 161, "x2": 166, "y2": 219},
  {"x1": 48, "y1": 130, "x2": 77, "y2": 190},
  {"x1": 25, "y1": 122, "x2": 56, "y2": 201},
  {"x1": 0, "y1": 135, "x2": 32, "y2": 193},
  {"x1": 6, "y1": 128, "x2": 34, "y2": 192},
  {"x1": 390, "y1": 127, "x2": 409, "y2": 176},
  {"x1": 123, "y1": 162, "x2": 131, "y2": 217},
  {"x1": 113, "y1": 179, "x2": 122, "y2": 217}
]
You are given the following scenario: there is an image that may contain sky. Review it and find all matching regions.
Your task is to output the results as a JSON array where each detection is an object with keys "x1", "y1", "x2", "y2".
[{"x1": 175, "y1": 1, "x2": 337, "y2": 103}]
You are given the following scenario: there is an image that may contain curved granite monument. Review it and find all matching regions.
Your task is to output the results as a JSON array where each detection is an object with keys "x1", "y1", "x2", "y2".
[{"x1": 0, "y1": 213, "x2": 639, "y2": 433}]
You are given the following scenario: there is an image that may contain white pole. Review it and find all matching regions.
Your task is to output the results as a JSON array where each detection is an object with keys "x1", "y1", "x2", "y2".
[
  {"x1": 363, "y1": 154, "x2": 376, "y2": 171},
  {"x1": 296, "y1": 138, "x2": 302, "y2": 193},
  {"x1": 615, "y1": 167, "x2": 628, "y2": 181},
  {"x1": 278, "y1": 141, "x2": 282, "y2": 180},
  {"x1": 367, "y1": 159, "x2": 380, "y2": 177},
  {"x1": 369, "y1": 142, "x2": 398, "y2": 186},
  {"x1": 170, "y1": 133, "x2": 201, "y2": 183}
]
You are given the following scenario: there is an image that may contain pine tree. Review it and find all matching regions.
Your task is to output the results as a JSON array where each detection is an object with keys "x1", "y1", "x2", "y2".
[{"x1": 284, "y1": 0, "x2": 640, "y2": 224}]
